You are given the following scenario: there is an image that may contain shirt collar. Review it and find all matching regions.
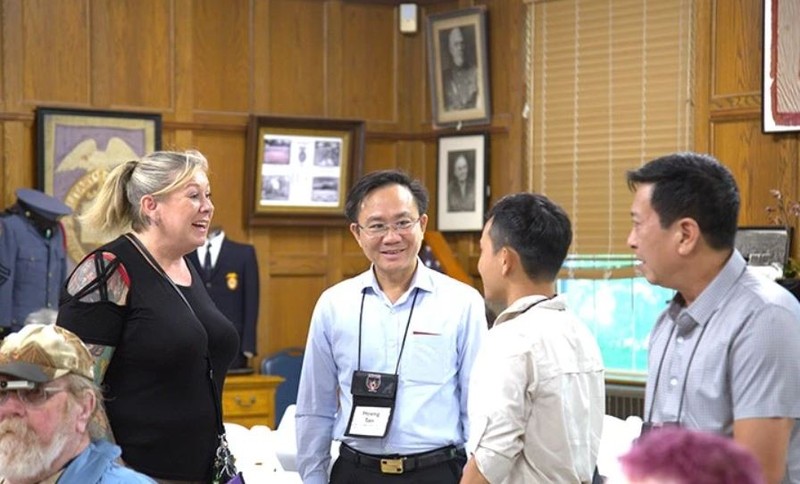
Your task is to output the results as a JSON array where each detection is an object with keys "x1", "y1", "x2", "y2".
[
  {"x1": 357, "y1": 257, "x2": 434, "y2": 302},
  {"x1": 208, "y1": 229, "x2": 225, "y2": 245},
  {"x1": 494, "y1": 294, "x2": 566, "y2": 326},
  {"x1": 668, "y1": 249, "x2": 746, "y2": 327}
]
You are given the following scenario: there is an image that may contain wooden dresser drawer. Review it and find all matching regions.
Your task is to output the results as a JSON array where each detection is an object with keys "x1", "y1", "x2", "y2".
[
  {"x1": 223, "y1": 388, "x2": 270, "y2": 415},
  {"x1": 222, "y1": 374, "x2": 284, "y2": 428}
]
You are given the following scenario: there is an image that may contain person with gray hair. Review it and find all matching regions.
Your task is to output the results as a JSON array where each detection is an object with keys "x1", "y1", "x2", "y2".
[
  {"x1": 0, "y1": 324, "x2": 154, "y2": 483},
  {"x1": 56, "y1": 150, "x2": 239, "y2": 482}
]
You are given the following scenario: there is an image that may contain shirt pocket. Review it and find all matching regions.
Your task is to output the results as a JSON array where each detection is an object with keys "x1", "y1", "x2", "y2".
[
  {"x1": 16, "y1": 245, "x2": 47, "y2": 286},
  {"x1": 403, "y1": 332, "x2": 454, "y2": 384}
]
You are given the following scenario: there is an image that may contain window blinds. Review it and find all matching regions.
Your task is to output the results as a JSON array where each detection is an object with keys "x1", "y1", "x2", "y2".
[{"x1": 528, "y1": 0, "x2": 695, "y2": 268}]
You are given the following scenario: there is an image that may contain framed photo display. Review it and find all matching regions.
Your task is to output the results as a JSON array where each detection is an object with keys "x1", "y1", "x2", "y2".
[
  {"x1": 36, "y1": 107, "x2": 162, "y2": 264},
  {"x1": 245, "y1": 115, "x2": 365, "y2": 227},
  {"x1": 427, "y1": 7, "x2": 491, "y2": 129},
  {"x1": 437, "y1": 133, "x2": 488, "y2": 232}
]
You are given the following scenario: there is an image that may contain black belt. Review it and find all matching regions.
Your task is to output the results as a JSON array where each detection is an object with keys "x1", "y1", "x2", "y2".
[{"x1": 338, "y1": 443, "x2": 464, "y2": 475}]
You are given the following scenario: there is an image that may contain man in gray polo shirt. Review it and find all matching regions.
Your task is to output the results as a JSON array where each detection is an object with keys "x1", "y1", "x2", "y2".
[{"x1": 626, "y1": 152, "x2": 800, "y2": 484}]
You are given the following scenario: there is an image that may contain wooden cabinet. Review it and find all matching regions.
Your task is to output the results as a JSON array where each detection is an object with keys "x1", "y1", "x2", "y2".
[{"x1": 222, "y1": 374, "x2": 284, "y2": 428}]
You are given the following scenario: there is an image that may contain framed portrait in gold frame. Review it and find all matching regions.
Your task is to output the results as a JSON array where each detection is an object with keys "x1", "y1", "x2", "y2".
[{"x1": 244, "y1": 115, "x2": 365, "y2": 227}]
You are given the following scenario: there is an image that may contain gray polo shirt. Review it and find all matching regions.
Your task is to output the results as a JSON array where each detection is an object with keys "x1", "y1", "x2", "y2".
[{"x1": 645, "y1": 250, "x2": 800, "y2": 483}]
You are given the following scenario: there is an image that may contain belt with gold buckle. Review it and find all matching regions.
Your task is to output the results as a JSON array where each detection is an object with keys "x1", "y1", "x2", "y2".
[{"x1": 380, "y1": 457, "x2": 405, "y2": 474}]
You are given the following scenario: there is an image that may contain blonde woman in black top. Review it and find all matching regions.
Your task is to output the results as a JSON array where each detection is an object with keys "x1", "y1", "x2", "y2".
[{"x1": 57, "y1": 150, "x2": 239, "y2": 483}]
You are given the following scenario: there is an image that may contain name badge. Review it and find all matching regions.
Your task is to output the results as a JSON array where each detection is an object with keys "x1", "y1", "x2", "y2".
[{"x1": 345, "y1": 370, "x2": 398, "y2": 438}]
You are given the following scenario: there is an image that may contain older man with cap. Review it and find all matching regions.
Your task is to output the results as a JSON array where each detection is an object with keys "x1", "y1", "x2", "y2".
[
  {"x1": 0, "y1": 189, "x2": 72, "y2": 338},
  {"x1": 0, "y1": 324, "x2": 155, "y2": 484}
]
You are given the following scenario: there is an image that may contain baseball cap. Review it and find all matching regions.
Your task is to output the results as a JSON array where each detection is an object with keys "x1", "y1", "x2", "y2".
[{"x1": 0, "y1": 324, "x2": 94, "y2": 383}]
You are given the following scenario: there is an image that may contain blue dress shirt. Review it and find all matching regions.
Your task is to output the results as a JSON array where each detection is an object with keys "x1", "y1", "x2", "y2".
[{"x1": 295, "y1": 260, "x2": 487, "y2": 484}]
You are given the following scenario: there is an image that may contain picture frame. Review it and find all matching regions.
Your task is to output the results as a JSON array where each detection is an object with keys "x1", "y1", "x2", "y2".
[
  {"x1": 427, "y1": 7, "x2": 491, "y2": 129},
  {"x1": 734, "y1": 225, "x2": 792, "y2": 270},
  {"x1": 436, "y1": 133, "x2": 488, "y2": 232},
  {"x1": 36, "y1": 107, "x2": 162, "y2": 264},
  {"x1": 762, "y1": 0, "x2": 800, "y2": 132},
  {"x1": 244, "y1": 115, "x2": 365, "y2": 227}
]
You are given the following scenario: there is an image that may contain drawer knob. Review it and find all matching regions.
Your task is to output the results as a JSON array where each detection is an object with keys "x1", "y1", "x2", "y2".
[{"x1": 234, "y1": 396, "x2": 257, "y2": 407}]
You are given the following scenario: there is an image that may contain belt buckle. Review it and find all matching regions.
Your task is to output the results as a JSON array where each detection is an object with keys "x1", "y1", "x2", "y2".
[{"x1": 380, "y1": 457, "x2": 404, "y2": 474}]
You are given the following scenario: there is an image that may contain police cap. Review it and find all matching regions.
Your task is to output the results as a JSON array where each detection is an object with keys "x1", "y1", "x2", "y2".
[{"x1": 15, "y1": 188, "x2": 72, "y2": 221}]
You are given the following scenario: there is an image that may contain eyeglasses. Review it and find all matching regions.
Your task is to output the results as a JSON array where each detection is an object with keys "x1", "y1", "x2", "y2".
[
  {"x1": 0, "y1": 382, "x2": 65, "y2": 407},
  {"x1": 357, "y1": 218, "x2": 421, "y2": 237}
]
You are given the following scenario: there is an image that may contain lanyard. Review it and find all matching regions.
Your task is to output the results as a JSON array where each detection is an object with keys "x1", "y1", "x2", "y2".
[
  {"x1": 518, "y1": 296, "x2": 553, "y2": 315},
  {"x1": 647, "y1": 314, "x2": 710, "y2": 425},
  {"x1": 356, "y1": 287, "x2": 420, "y2": 374}
]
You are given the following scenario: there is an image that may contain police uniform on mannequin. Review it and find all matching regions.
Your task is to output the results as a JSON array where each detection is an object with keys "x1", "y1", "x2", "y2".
[
  {"x1": 188, "y1": 227, "x2": 259, "y2": 370},
  {"x1": 0, "y1": 188, "x2": 71, "y2": 338}
]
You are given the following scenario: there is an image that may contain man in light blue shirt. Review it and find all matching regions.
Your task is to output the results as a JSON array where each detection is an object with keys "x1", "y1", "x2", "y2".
[{"x1": 296, "y1": 170, "x2": 487, "y2": 484}]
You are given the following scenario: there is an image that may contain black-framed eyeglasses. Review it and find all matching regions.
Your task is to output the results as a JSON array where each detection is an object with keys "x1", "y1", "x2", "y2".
[
  {"x1": 0, "y1": 381, "x2": 66, "y2": 407},
  {"x1": 357, "y1": 218, "x2": 421, "y2": 237}
]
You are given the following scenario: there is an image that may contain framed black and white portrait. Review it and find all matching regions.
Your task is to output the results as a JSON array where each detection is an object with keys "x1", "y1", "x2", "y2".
[
  {"x1": 437, "y1": 134, "x2": 488, "y2": 232},
  {"x1": 427, "y1": 7, "x2": 491, "y2": 129}
]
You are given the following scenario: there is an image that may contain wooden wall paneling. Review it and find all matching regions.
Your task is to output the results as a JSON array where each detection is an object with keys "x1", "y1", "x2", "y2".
[
  {"x1": 694, "y1": 0, "x2": 712, "y2": 154},
  {"x1": 487, "y1": 130, "x2": 507, "y2": 202},
  {"x1": 486, "y1": 0, "x2": 526, "y2": 195},
  {"x1": 95, "y1": 0, "x2": 173, "y2": 110},
  {"x1": 325, "y1": 0, "x2": 344, "y2": 116},
  {"x1": 254, "y1": 0, "x2": 327, "y2": 115},
  {"x1": 3, "y1": 121, "x2": 32, "y2": 199},
  {"x1": 160, "y1": 129, "x2": 182, "y2": 152},
  {"x1": 324, "y1": 227, "x2": 345, "y2": 286},
  {"x1": 342, "y1": 4, "x2": 400, "y2": 129},
  {"x1": 22, "y1": 0, "x2": 90, "y2": 105},
  {"x1": 194, "y1": 129, "x2": 248, "y2": 241},
  {"x1": 0, "y1": 0, "x2": 23, "y2": 208},
  {"x1": 342, "y1": 253, "x2": 371, "y2": 279},
  {"x1": 711, "y1": 0, "x2": 762, "y2": 98},
  {"x1": 264, "y1": 226, "x2": 345, "y2": 357},
  {"x1": 192, "y1": 0, "x2": 250, "y2": 113},
  {"x1": 89, "y1": 0, "x2": 112, "y2": 106},
  {"x1": 270, "y1": 225, "x2": 330, "y2": 253},
  {"x1": 363, "y1": 138, "x2": 401, "y2": 174},
  {"x1": 405, "y1": 139, "x2": 429, "y2": 188},
  {"x1": 264, "y1": 274, "x2": 328, "y2": 355},
  {"x1": 703, "y1": 0, "x2": 800, "y2": 269},
  {"x1": 423, "y1": 138, "x2": 438, "y2": 226},
  {"x1": 712, "y1": 119, "x2": 798, "y2": 225},
  {"x1": 396, "y1": 13, "x2": 426, "y2": 130},
  {"x1": 174, "y1": 0, "x2": 194, "y2": 121},
  {"x1": 341, "y1": 2, "x2": 398, "y2": 127}
]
